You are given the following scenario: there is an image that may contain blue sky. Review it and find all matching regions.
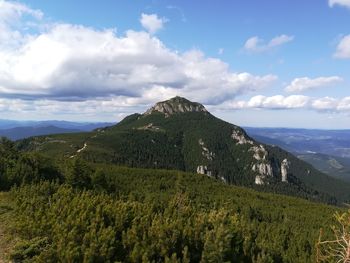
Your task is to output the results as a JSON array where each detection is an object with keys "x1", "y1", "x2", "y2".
[{"x1": 0, "y1": 0, "x2": 349, "y2": 128}]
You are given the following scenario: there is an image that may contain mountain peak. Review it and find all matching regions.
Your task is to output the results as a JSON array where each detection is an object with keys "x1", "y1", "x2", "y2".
[{"x1": 144, "y1": 96, "x2": 207, "y2": 116}]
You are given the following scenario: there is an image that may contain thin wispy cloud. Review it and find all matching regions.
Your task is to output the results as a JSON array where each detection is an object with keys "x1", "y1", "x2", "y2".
[
  {"x1": 329, "y1": 0, "x2": 350, "y2": 9},
  {"x1": 166, "y1": 5, "x2": 186, "y2": 22},
  {"x1": 244, "y1": 34, "x2": 294, "y2": 53},
  {"x1": 0, "y1": 0, "x2": 43, "y2": 48},
  {"x1": 140, "y1": 13, "x2": 168, "y2": 34},
  {"x1": 334, "y1": 35, "x2": 350, "y2": 59}
]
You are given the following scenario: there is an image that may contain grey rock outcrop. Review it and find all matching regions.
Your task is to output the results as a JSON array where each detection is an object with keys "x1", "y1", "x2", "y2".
[
  {"x1": 144, "y1": 96, "x2": 207, "y2": 116},
  {"x1": 197, "y1": 165, "x2": 212, "y2": 177},
  {"x1": 249, "y1": 145, "x2": 267, "y2": 161},
  {"x1": 199, "y1": 139, "x2": 215, "y2": 161},
  {"x1": 255, "y1": 175, "x2": 265, "y2": 185},
  {"x1": 231, "y1": 130, "x2": 254, "y2": 145},
  {"x1": 252, "y1": 163, "x2": 273, "y2": 177},
  {"x1": 281, "y1": 159, "x2": 290, "y2": 182},
  {"x1": 249, "y1": 144, "x2": 273, "y2": 185}
]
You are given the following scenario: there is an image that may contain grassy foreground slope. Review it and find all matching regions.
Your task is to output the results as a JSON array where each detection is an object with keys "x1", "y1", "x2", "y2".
[{"x1": 2, "y1": 163, "x2": 340, "y2": 263}]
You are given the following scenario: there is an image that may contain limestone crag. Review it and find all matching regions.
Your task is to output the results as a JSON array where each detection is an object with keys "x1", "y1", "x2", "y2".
[
  {"x1": 249, "y1": 145, "x2": 267, "y2": 161},
  {"x1": 281, "y1": 159, "x2": 290, "y2": 182},
  {"x1": 199, "y1": 139, "x2": 215, "y2": 161},
  {"x1": 231, "y1": 130, "x2": 254, "y2": 145},
  {"x1": 197, "y1": 165, "x2": 212, "y2": 177},
  {"x1": 252, "y1": 163, "x2": 273, "y2": 185},
  {"x1": 248, "y1": 143, "x2": 273, "y2": 185},
  {"x1": 252, "y1": 163, "x2": 273, "y2": 176},
  {"x1": 144, "y1": 96, "x2": 207, "y2": 116},
  {"x1": 230, "y1": 128, "x2": 274, "y2": 185},
  {"x1": 255, "y1": 175, "x2": 265, "y2": 185}
]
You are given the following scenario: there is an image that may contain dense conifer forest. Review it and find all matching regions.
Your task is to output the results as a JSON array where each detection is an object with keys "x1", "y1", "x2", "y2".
[{"x1": 0, "y1": 137, "x2": 348, "y2": 262}]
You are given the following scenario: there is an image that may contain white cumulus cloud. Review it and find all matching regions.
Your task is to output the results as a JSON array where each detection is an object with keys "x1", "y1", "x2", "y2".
[
  {"x1": 140, "y1": 13, "x2": 167, "y2": 34},
  {"x1": 285, "y1": 76, "x2": 342, "y2": 93},
  {"x1": 223, "y1": 95, "x2": 350, "y2": 113},
  {"x1": 0, "y1": 1, "x2": 277, "y2": 111},
  {"x1": 0, "y1": 25, "x2": 277, "y2": 104},
  {"x1": 311, "y1": 97, "x2": 339, "y2": 111},
  {"x1": 244, "y1": 34, "x2": 294, "y2": 53},
  {"x1": 231, "y1": 95, "x2": 310, "y2": 109}
]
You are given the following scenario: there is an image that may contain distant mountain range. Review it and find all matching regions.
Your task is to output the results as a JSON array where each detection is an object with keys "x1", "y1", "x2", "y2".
[
  {"x1": 0, "y1": 120, "x2": 114, "y2": 140},
  {"x1": 17, "y1": 96, "x2": 350, "y2": 204},
  {"x1": 0, "y1": 126, "x2": 81, "y2": 141},
  {"x1": 245, "y1": 127, "x2": 350, "y2": 181},
  {"x1": 2, "y1": 116, "x2": 350, "y2": 186},
  {"x1": 245, "y1": 127, "x2": 350, "y2": 158},
  {"x1": 297, "y1": 153, "x2": 350, "y2": 182}
]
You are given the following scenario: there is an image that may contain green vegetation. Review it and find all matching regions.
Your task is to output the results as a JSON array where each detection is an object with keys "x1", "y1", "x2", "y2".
[
  {"x1": 0, "y1": 136, "x2": 346, "y2": 262},
  {"x1": 17, "y1": 97, "x2": 350, "y2": 204},
  {"x1": 0, "y1": 140, "x2": 340, "y2": 262},
  {"x1": 0, "y1": 137, "x2": 62, "y2": 190},
  {"x1": 0, "y1": 192, "x2": 17, "y2": 260},
  {"x1": 298, "y1": 153, "x2": 350, "y2": 182},
  {"x1": 1, "y1": 97, "x2": 349, "y2": 262}
]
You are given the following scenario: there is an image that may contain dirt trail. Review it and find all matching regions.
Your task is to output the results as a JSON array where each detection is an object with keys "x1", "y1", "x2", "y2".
[{"x1": 70, "y1": 142, "x2": 88, "y2": 158}]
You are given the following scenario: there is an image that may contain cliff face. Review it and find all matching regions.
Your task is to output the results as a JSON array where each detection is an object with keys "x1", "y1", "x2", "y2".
[
  {"x1": 231, "y1": 129, "x2": 274, "y2": 185},
  {"x1": 281, "y1": 159, "x2": 290, "y2": 182},
  {"x1": 144, "y1": 96, "x2": 207, "y2": 116}
]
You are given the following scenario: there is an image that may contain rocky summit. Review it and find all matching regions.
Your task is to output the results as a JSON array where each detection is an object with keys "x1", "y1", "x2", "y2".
[{"x1": 143, "y1": 96, "x2": 207, "y2": 116}]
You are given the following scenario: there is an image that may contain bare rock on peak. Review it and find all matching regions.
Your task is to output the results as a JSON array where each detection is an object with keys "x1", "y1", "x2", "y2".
[{"x1": 144, "y1": 96, "x2": 207, "y2": 116}]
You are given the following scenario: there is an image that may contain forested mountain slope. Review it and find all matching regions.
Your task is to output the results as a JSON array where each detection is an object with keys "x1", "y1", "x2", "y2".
[
  {"x1": 0, "y1": 124, "x2": 346, "y2": 262},
  {"x1": 17, "y1": 97, "x2": 350, "y2": 204}
]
